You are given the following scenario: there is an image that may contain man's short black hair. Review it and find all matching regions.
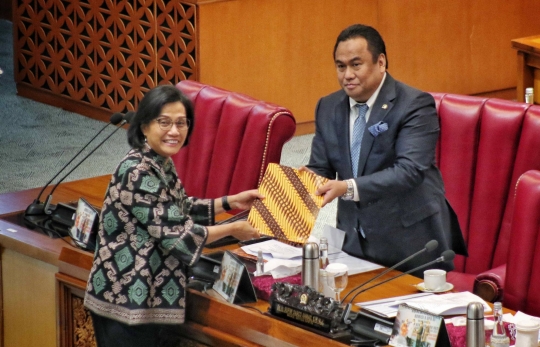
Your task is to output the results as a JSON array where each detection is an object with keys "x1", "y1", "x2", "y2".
[{"x1": 333, "y1": 24, "x2": 388, "y2": 69}]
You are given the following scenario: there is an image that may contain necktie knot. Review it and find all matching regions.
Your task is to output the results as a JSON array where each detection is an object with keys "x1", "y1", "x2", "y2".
[{"x1": 356, "y1": 103, "x2": 369, "y2": 119}]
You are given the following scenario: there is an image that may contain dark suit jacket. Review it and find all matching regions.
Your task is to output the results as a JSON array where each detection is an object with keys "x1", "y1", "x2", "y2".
[{"x1": 307, "y1": 74, "x2": 467, "y2": 277}]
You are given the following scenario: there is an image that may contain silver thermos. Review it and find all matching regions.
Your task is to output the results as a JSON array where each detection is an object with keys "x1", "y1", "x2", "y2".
[
  {"x1": 466, "y1": 302, "x2": 485, "y2": 347},
  {"x1": 302, "y1": 242, "x2": 319, "y2": 289}
]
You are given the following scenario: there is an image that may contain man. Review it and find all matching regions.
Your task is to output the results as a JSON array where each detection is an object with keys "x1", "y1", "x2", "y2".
[{"x1": 306, "y1": 24, "x2": 467, "y2": 277}]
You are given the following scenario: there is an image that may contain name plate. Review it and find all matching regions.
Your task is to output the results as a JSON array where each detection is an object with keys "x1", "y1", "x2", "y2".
[
  {"x1": 389, "y1": 304, "x2": 451, "y2": 347},
  {"x1": 270, "y1": 301, "x2": 334, "y2": 332},
  {"x1": 268, "y1": 282, "x2": 350, "y2": 337}
]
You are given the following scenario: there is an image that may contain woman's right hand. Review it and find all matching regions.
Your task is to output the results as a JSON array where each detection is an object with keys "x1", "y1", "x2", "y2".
[
  {"x1": 229, "y1": 221, "x2": 260, "y2": 241},
  {"x1": 206, "y1": 221, "x2": 260, "y2": 244}
]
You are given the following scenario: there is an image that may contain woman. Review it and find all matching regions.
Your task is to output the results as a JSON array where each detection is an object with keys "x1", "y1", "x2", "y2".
[{"x1": 84, "y1": 85, "x2": 262, "y2": 347}]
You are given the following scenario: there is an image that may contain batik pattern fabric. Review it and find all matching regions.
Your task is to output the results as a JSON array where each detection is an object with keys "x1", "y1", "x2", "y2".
[
  {"x1": 248, "y1": 163, "x2": 328, "y2": 244},
  {"x1": 84, "y1": 144, "x2": 210, "y2": 325}
]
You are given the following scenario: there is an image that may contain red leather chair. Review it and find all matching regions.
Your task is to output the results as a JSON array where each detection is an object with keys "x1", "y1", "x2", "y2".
[
  {"x1": 172, "y1": 81, "x2": 296, "y2": 200},
  {"x1": 503, "y1": 170, "x2": 540, "y2": 315},
  {"x1": 431, "y1": 94, "x2": 540, "y2": 301}
]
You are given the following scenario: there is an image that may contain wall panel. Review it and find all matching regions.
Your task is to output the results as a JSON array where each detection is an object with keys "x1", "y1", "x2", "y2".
[{"x1": 198, "y1": 0, "x2": 540, "y2": 134}]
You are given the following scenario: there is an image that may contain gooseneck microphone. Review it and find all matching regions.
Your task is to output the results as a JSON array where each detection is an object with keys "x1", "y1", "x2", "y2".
[
  {"x1": 24, "y1": 112, "x2": 124, "y2": 217},
  {"x1": 42, "y1": 111, "x2": 134, "y2": 215},
  {"x1": 341, "y1": 240, "x2": 439, "y2": 304},
  {"x1": 348, "y1": 250, "x2": 456, "y2": 304}
]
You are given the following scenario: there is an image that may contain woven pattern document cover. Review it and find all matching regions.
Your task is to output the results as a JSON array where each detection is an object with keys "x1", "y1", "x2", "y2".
[{"x1": 248, "y1": 163, "x2": 328, "y2": 244}]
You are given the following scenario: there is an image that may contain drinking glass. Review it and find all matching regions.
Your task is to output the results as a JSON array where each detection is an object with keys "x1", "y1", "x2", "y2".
[{"x1": 325, "y1": 263, "x2": 348, "y2": 303}]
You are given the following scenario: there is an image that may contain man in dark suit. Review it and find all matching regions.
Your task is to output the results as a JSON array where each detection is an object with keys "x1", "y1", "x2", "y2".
[{"x1": 306, "y1": 24, "x2": 467, "y2": 277}]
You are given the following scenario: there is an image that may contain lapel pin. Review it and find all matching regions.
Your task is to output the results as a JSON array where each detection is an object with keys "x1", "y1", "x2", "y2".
[{"x1": 382, "y1": 104, "x2": 388, "y2": 109}]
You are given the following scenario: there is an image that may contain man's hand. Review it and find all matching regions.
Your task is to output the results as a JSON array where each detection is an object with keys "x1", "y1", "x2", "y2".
[
  {"x1": 298, "y1": 166, "x2": 315, "y2": 174},
  {"x1": 315, "y1": 180, "x2": 348, "y2": 207}
]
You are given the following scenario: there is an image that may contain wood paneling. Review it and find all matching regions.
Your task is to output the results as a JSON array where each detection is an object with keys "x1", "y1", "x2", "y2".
[
  {"x1": 12, "y1": 0, "x2": 540, "y2": 134},
  {"x1": 198, "y1": 0, "x2": 378, "y2": 134},
  {"x1": 2, "y1": 249, "x2": 57, "y2": 347},
  {"x1": 197, "y1": 0, "x2": 540, "y2": 133}
]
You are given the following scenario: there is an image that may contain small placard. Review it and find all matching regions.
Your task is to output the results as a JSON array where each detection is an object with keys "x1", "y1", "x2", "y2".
[
  {"x1": 212, "y1": 251, "x2": 245, "y2": 303},
  {"x1": 389, "y1": 303, "x2": 450, "y2": 347}
]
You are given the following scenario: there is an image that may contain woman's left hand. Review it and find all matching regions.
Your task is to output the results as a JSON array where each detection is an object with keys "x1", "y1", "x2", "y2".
[{"x1": 228, "y1": 189, "x2": 264, "y2": 210}]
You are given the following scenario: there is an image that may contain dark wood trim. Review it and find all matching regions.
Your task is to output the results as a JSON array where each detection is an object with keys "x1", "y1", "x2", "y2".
[{"x1": 56, "y1": 272, "x2": 96, "y2": 347}]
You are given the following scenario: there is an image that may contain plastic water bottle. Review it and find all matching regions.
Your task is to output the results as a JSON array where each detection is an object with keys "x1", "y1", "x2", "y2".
[
  {"x1": 525, "y1": 87, "x2": 534, "y2": 104},
  {"x1": 490, "y1": 302, "x2": 510, "y2": 347}
]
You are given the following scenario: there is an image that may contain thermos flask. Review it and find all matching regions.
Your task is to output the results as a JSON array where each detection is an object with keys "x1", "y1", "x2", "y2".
[
  {"x1": 302, "y1": 242, "x2": 319, "y2": 290},
  {"x1": 466, "y1": 302, "x2": 485, "y2": 347}
]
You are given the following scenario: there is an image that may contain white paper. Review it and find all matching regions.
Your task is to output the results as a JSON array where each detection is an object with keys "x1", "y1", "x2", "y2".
[
  {"x1": 359, "y1": 291, "x2": 491, "y2": 318},
  {"x1": 257, "y1": 258, "x2": 302, "y2": 279},
  {"x1": 512, "y1": 311, "x2": 540, "y2": 324},
  {"x1": 241, "y1": 239, "x2": 302, "y2": 259},
  {"x1": 328, "y1": 251, "x2": 383, "y2": 275},
  {"x1": 360, "y1": 293, "x2": 434, "y2": 318},
  {"x1": 321, "y1": 225, "x2": 346, "y2": 254},
  {"x1": 399, "y1": 291, "x2": 492, "y2": 316}
]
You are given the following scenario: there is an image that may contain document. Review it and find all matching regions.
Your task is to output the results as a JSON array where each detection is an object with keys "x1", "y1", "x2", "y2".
[
  {"x1": 241, "y1": 239, "x2": 302, "y2": 259},
  {"x1": 317, "y1": 225, "x2": 383, "y2": 275},
  {"x1": 359, "y1": 291, "x2": 491, "y2": 318}
]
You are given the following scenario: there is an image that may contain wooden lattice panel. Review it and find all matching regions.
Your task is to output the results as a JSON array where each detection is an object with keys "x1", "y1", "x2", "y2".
[
  {"x1": 248, "y1": 163, "x2": 328, "y2": 244},
  {"x1": 14, "y1": 0, "x2": 197, "y2": 113}
]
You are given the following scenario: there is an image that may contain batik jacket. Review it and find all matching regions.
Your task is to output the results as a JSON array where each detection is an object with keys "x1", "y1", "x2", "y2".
[{"x1": 84, "y1": 144, "x2": 211, "y2": 325}]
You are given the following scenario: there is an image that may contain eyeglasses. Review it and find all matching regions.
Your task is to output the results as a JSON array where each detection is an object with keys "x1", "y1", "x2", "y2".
[{"x1": 155, "y1": 118, "x2": 190, "y2": 131}]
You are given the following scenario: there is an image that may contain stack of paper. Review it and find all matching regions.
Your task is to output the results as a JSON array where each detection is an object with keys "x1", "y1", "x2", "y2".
[{"x1": 359, "y1": 291, "x2": 492, "y2": 318}]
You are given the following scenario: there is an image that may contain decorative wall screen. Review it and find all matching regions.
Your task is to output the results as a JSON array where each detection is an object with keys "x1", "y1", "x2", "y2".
[{"x1": 14, "y1": 0, "x2": 198, "y2": 113}]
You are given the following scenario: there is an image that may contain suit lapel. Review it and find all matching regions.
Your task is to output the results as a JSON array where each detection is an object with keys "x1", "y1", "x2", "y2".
[
  {"x1": 334, "y1": 94, "x2": 353, "y2": 177},
  {"x1": 357, "y1": 74, "x2": 397, "y2": 176}
]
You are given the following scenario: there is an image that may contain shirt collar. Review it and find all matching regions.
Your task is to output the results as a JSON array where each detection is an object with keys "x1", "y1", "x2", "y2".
[{"x1": 348, "y1": 72, "x2": 387, "y2": 110}]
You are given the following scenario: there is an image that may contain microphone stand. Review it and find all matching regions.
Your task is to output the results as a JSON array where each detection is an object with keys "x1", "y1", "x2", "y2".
[
  {"x1": 347, "y1": 250, "x2": 455, "y2": 304},
  {"x1": 23, "y1": 112, "x2": 132, "y2": 237},
  {"x1": 24, "y1": 112, "x2": 124, "y2": 217},
  {"x1": 344, "y1": 251, "x2": 456, "y2": 344},
  {"x1": 43, "y1": 114, "x2": 133, "y2": 215},
  {"x1": 341, "y1": 240, "x2": 438, "y2": 304}
]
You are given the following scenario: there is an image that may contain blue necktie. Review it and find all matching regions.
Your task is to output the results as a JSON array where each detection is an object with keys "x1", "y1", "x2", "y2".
[{"x1": 351, "y1": 104, "x2": 369, "y2": 177}]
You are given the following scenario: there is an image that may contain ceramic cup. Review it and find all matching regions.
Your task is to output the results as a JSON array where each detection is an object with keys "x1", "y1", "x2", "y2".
[{"x1": 423, "y1": 269, "x2": 446, "y2": 291}]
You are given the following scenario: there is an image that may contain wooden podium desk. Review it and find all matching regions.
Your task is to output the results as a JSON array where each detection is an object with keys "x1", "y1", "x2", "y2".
[
  {"x1": 0, "y1": 176, "x2": 423, "y2": 347},
  {"x1": 512, "y1": 35, "x2": 540, "y2": 104}
]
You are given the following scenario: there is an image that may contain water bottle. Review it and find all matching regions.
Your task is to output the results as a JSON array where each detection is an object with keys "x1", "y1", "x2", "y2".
[
  {"x1": 319, "y1": 237, "x2": 329, "y2": 269},
  {"x1": 525, "y1": 87, "x2": 534, "y2": 104},
  {"x1": 490, "y1": 302, "x2": 510, "y2": 347}
]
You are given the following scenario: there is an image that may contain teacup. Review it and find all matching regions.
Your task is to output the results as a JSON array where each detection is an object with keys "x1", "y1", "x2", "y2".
[{"x1": 423, "y1": 269, "x2": 446, "y2": 291}]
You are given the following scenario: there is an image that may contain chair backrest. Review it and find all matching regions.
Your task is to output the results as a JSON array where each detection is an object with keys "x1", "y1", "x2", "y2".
[
  {"x1": 431, "y1": 94, "x2": 540, "y2": 274},
  {"x1": 503, "y1": 170, "x2": 540, "y2": 315},
  {"x1": 172, "y1": 81, "x2": 296, "y2": 199}
]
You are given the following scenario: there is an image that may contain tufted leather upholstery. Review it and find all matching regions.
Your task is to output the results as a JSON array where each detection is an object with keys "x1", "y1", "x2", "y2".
[
  {"x1": 172, "y1": 81, "x2": 296, "y2": 200},
  {"x1": 503, "y1": 170, "x2": 540, "y2": 315},
  {"x1": 431, "y1": 94, "x2": 540, "y2": 301}
]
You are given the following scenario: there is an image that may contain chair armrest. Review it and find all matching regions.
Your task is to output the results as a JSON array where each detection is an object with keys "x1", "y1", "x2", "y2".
[{"x1": 473, "y1": 264, "x2": 506, "y2": 303}]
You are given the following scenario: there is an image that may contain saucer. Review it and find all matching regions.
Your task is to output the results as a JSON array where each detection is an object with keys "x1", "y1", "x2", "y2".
[{"x1": 415, "y1": 282, "x2": 454, "y2": 293}]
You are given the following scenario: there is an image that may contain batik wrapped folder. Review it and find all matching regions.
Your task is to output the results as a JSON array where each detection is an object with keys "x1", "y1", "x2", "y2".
[{"x1": 248, "y1": 163, "x2": 328, "y2": 244}]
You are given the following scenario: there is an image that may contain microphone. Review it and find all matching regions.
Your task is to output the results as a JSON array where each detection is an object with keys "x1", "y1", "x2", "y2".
[
  {"x1": 348, "y1": 250, "x2": 455, "y2": 304},
  {"x1": 24, "y1": 112, "x2": 124, "y2": 217},
  {"x1": 341, "y1": 240, "x2": 439, "y2": 304},
  {"x1": 42, "y1": 111, "x2": 134, "y2": 215}
]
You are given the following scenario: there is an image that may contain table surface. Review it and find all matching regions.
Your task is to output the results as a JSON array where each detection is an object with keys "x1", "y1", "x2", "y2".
[
  {"x1": 512, "y1": 34, "x2": 540, "y2": 53},
  {"x1": 0, "y1": 175, "x2": 479, "y2": 346}
]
